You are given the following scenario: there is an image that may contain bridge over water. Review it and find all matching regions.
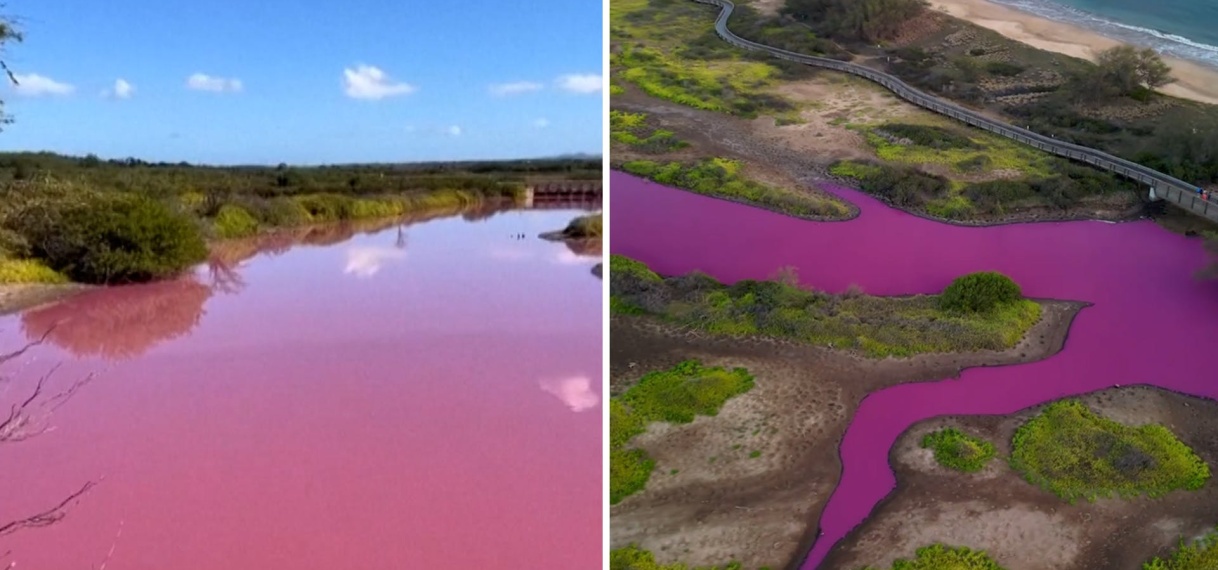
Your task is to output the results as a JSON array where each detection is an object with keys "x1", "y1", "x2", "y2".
[
  {"x1": 523, "y1": 180, "x2": 602, "y2": 208},
  {"x1": 693, "y1": 0, "x2": 1218, "y2": 224}
]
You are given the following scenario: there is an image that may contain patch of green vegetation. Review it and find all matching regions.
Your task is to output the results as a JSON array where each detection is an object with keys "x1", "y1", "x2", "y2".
[
  {"x1": 861, "y1": 544, "x2": 1006, "y2": 570},
  {"x1": 611, "y1": 110, "x2": 689, "y2": 154},
  {"x1": 213, "y1": 204, "x2": 260, "y2": 239},
  {"x1": 860, "y1": 121, "x2": 1054, "y2": 178},
  {"x1": 921, "y1": 428, "x2": 997, "y2": 472},
  {"x1": 611, "y1": 544, "x2": 744, "y2": 570},
  {"x1": 610, "y1": 256, "x2": 1042, "y2": 358},
  {"x1": 11, "y1": 194, "x2": 208, "y2": 284},
  {"x1": 610, "y1": 83, "x2": 626, "y2": 95},
  {"x1": 0, "y1": 257, "x2": 69, "y2": 284},
  {"x1": 610, "y1": 360, "x2": 755, "y2": 504},
  {"x1": 0, "y1": 153, "x2": 599, "y2": 284},
  {"x1": 622, "y1": 158, "x2": 850, "y2": 219},
  {"x1": 1144, "y1": 526, "x2": 1218, "y2": 570},
  {"x1": 1010, "y1": 400, "x2": 1211, "y2": 503},
  {"x1": 939, "y1": 272, "x2": 1024, "y2": 313},
  {"x1": 749, "y1": 450, "x2": 762, "y2": 458},
  {"x1": 610, "y1": 0, "x2": 799, "y2": 120}
]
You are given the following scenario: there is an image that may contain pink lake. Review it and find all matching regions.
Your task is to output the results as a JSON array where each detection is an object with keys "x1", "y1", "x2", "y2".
[
  {"x1": 609, "y1": 170, "x2": 1218, "y2": 569},
  {"x1": 0, "y1": 206, "x2": 602, "y2": 569}
]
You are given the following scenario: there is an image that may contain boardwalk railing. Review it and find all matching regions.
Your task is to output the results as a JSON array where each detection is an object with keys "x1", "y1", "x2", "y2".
[{"x1": 692, "y1": 0, "x2": 1218, "y2": 222}]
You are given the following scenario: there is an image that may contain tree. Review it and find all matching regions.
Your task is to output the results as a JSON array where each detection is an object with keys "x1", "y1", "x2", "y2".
[
  {"x1": 784, "y1": 0, "x2": 927, "y2": 43},
  {"x1": 0, "y1": 13, "x2": 21, "y2": 127},
  {"x1": 1084, "y1": 45, "x2": 1174, "y2": 99}
]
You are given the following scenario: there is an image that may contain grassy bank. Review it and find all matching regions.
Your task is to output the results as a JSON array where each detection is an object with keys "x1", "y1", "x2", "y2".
[
  {"x1": 556, "y1": 213, "x2": 604, "y2": 239},
  {"x1": 622, "y1": 158, "x2": 851, "y2": 219},
  {"x1": 609, "y1": 255, "x2": 1042, "y2": 358},
  {"x1": 611, "y1": 360, "x2": 755, "y2": 504},
  {"x1": 610, "y1": 545, "x2": 753, "y2": 570},
  {"x1": 1144, "y1": 527, "x2": 1218, "y2": 570},
  {"x1": 862, "y1": 544, "x2": 1007, "y2": 570},
  {"x1": 611, "y1": 110, "x2": 689, "y2": 154},
  {"x1": 1010, "y1": 400, "x2": 1210, "y2": 503},
  {"x1": 0, "y1": 154, "x2": 597, "y2": 285}
]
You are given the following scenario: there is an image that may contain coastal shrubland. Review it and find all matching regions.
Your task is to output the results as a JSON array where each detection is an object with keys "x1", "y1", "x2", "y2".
[
  {"x1": 921, "y1": 427, "x2": 997, "y2": 472},
  {"x1": 784, "y1": 0, "x2": 927, "y2": 43},
  {"x1": 1010, "y1": 400, "x2": 1211, "y2": 502},
  {"x1": 1143, "y1": 527, "x2": 1218, "y2": 570},
  {"x1": 861, "y1": 544, "x2": 1006, "y2": 570},
  {"x1": 610, "y1": 360, "x2": 755, "y2": 504},
  {"x1": 610, "y1": 545, "x2": 749, "y2": 570},
  {"x1": 610, "y1": 255, "x2": 1042, "y2": 357},
  {"x1": 623, "y1": 158, "x2": 851, "y2": 219},
  {"x1": 545, "y1": 213, "x2": 604, "y2": 240},
  {"x1": 0, "y1": 153, "x2": 597, "y2": 284},
  {"x1": 939, "y1": 272, "x2": 1024, "y2": 314}
]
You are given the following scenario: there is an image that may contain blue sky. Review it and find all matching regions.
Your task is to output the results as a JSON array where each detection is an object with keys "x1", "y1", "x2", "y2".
[{"x1": 0, "y1": 0, "x2": 603, "y2": 165}]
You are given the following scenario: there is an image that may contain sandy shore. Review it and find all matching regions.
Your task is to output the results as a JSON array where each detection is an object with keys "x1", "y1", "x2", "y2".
[{"x1": 928, "y1": 0, "x2": 1218, "y2": 105}]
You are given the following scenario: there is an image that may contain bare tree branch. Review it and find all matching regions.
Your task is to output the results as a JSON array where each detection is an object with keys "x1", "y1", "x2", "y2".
[{"x1": 0, "y1": 480, "x2": 97, "y2": 537}]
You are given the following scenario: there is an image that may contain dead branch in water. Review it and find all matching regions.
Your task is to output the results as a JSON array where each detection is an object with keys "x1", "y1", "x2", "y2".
[
  {"x1": 0, "y1": 480, "x2": 96, "y2": 536},
  {"x1": 0, "y1": 331, "x2": 100, "y2": 549}
]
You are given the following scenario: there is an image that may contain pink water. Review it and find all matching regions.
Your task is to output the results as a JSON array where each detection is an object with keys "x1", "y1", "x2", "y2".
[
  {"x1": 610, "y1": 171, "x2": 1218, "y2": 569},
  {"x1": 0, "y1": 208, "x2": 602, "y2": 568}
]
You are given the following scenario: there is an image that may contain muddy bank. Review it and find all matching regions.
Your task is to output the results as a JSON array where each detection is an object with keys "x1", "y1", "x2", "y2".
[
  {"x1": 823, "y1": 385, "x2": 1218, "y2": 570},
  {"x1": 608, "y1": 299, "x2": 1083, "y2": 569},
  {"x1": 0, "y1": 283, "x2": 92, "y2": 316}
]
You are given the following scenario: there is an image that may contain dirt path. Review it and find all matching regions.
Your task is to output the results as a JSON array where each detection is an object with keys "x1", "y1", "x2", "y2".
[
  {"x1": 823, "y1": 386, "x2": 1218, "y2": 569},
  {"x1": 609, "y1": 300, "x2": 1083, "y2": 569}
]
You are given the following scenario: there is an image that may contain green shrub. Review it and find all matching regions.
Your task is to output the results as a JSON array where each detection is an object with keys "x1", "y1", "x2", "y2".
[
  {"x1": 862, "y1": 544, "x2": 1007, "y2": 569},
  {"x1": 213, "y1": 204, "x2": 260, "y2": 239},
  {"x1": 938, "y1": 272, "x2": 1024, "y2": 313},
  {"x1": 1010, "y1": 400, "x2": 1211, "y2": 502},
  {"x1": 12, "y1": 194, "x2": 208, "y2": 284},
  {"x1": 564, "y1": 213, "x2": 603, "y2": 238},
  {"x1": 610, "y1": 360, "x2": 755, "y2": 504},
  {"x1": 921, "y1": 427, "x2": 996, "y2": 472},
  {"x1": 0, "y1": 258, "x2": 69, "y2": 284},
  {"x1": 1144, "y1": 527, "x2": 1218, "y2": 569},
  {"x1": 610, "y1": 254, "x2": 662, "y2": 283},
  {"x1": 985, "y1": 61, "x2": 1025, "y2": 76}
]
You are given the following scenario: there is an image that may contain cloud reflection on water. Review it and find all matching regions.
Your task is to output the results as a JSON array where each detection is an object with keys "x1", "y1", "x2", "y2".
[
  {"x1": 539, "y1": 376, "x2": 599, "y2": 412},
  {"x1": 344, "y1": 246, "x2": 407, "y2": 278}
]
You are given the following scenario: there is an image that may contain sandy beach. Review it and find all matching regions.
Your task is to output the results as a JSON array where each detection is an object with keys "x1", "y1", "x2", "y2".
[{"x1": 929, "y1": 0, "x2": 1218, "y2": 105}]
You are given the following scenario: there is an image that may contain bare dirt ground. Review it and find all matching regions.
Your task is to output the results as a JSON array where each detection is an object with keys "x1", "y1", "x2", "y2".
[
  {"x1": 0, "y1": 284, "x2": 90, "y2": 317},
  {"x1": 609, "y1": 300, "x2": 1083, "y2": 569},
  {"x1": 823, "y1": 386, "x2": 1218, "y2": 570}
]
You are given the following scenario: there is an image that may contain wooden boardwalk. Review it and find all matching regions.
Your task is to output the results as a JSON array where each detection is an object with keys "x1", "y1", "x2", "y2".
[{"x1": 694, "y1": 0, "x2": 1218, "y2": 223}]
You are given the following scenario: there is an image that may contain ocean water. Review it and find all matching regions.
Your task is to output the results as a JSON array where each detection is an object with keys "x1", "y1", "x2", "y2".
[{"x1": 989, "y1": 0, "x2": 1218, "y2": 68}]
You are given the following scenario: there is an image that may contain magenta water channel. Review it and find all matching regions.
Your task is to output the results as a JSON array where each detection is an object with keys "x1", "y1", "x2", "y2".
[{"x1": 609, "y1": 170, "x2": 1218, "y2": 569}]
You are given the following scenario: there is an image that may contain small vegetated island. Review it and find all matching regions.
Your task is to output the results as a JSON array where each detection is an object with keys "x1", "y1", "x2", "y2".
[
  {"x1": 0, "y1": 153, "x2": 599, "y2": 309},
  {"x1": 826, "y1": 388, "x2": 1218, "y2": 570},
  {"x1": 609, "y1": 253, "x2": 1072, "y2": 569}
]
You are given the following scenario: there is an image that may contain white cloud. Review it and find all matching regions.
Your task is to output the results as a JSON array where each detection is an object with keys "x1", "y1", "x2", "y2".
[
  {"x1": 101, "y1": 78, "x2": 135, "y2": 99},
  {"x1": 539, "y1": 376, "x2": 599, "y2": 412},
  {"x1": 533, "y1": 118, "x2": 550, "y2": 129},
  {"x1": 343, "y1": 64, "x2": 416, "y2": 100},
  {"x1": 556, "y1": 73, "x2": 602, "y2": 94},
  {"x1": 445, "y1": 125, "x2": 461, "y2": 136},
  {"x1": 13, "y1": 73, "x2": 74, "y2": 97},
  {"x1": 187, "y1": 73, "x2": 243, "y2": 93},
  {"x1": 489, "y1": 81, "x2": 543, "y2": 96}
]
